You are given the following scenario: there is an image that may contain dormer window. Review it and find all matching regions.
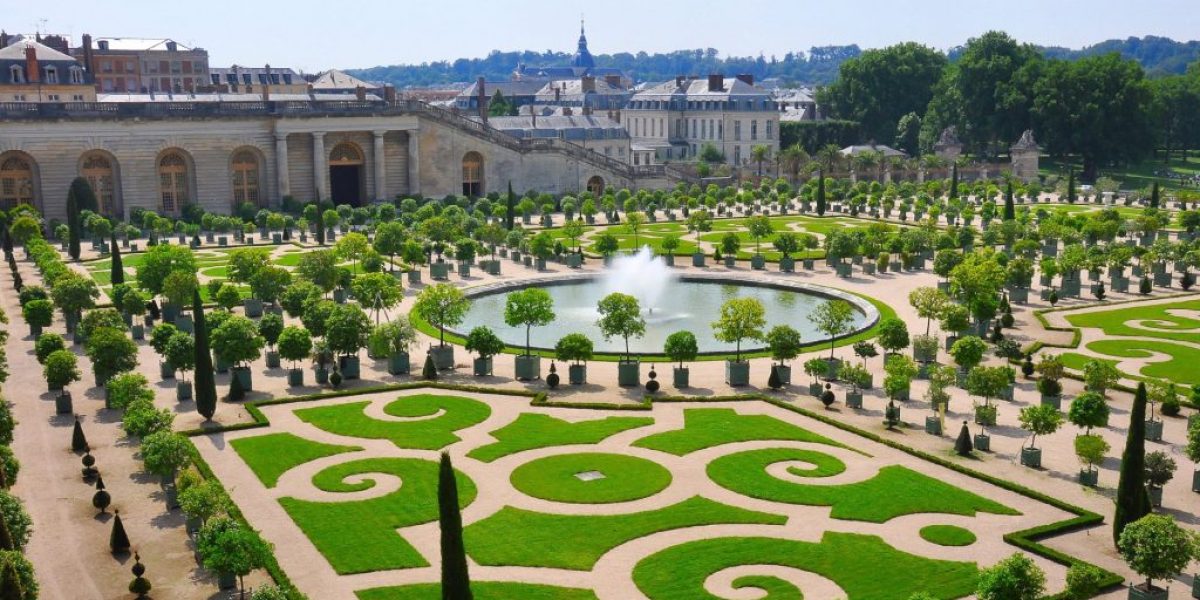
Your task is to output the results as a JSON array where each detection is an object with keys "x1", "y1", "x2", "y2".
[
  {"x1": 45, "y1": 66, "x2": 58, "y2": 84},
  {"x1": 69, "y1": 66, "x2": 84, "y2": 84},
  {"x1": 9, "y1": 66, "x2": 24, "y2": 84}
]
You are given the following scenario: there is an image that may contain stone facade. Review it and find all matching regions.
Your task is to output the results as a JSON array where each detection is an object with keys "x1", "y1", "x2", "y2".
[
  {"x1": 933, "y1": 127, "x2": 963, "y2": 162},
  {"x1": 1010, "y1": 130, "x2": 1040, "y2": 182},
  {"x1": 0, "y1": 99, "x2": 671, "y2": 222}
]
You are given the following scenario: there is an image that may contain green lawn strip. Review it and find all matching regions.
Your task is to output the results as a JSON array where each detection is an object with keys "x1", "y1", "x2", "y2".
[
  {"x1": 707, "y1": 448, "x2": 847, "y2": 482},
  {"x1": 919, "y1": 525, "x2": 977, "y2": 547},
  {"x1": 509, "y1": 453, "x2": 671, "y2": 504},
  {"x1": 294, "y1": 393, "x2": 491, "y2": 450},
  {"x1": 279, "y1": 457, "x2": 476, "y2": 574},
  {"x1": 1083, "y1": 339, "x2": 1200, "y2": 386},
  {"x1": 708, "y1": 457, "x2": 1019, "y2": 523},
  {"x1": 200, "y1": 265, "x2": 230, "y2": 278},
  {"x1": 632, "y1": 532, "x2": 979, "y2": 600},
  {"x1": 632, "y1": 408, "x2": 846, "y2": 456},
  {"x1": 356, "y1": 582, "x2": 598, "y2": 600},
  {"x1": 229, "y1": 432, "x2": 361, "y2": 488},
  {"x1": 464, "y1": 496, "x2": 785, "y2": 570},
  {"x1": 583, "y1": 233, "x2": 699, "y2": 254},
  {"x1": 273, "y1": 252, "x2": 307, "y2": 267},
  {"x1": 468, "y1": 413, "x2": 654, "y2": 462},
  {"x1": 1065, "y1": 299, "x2": 1200, "y2": 344}
]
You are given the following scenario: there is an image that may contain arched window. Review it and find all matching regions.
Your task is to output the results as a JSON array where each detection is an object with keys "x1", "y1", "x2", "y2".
[
  {"x1": 587, "y1": 176, "x2": 605, "y2": 197},
  {"x1": 158, "y1": 152, "x2": 189, "y2": 215},
  {"x1": 231, "y1": 150, "x2": 261, "y2": 207},
  {"x1": 329, "y1": 143, "x2": 363, "y2": 165},
  {"x1": 0, "y1": 155, "x2": 35, "y2": 210},
  {"x1": 44, "y1": 66, "x2": 58, "y2": 84},
  {"x1": 81, "y1": 153, "x2": 115, "y2": 216},
  {"x1": 9, "y1": 65, "x2": 23, "y2": 84},
  {"x1": 462, "y1": 152, "x2": 483, "y2": 197}
]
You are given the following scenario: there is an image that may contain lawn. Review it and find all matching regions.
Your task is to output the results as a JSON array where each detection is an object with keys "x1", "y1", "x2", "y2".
[
  {"x1": 631, "y1": 532, "x2": 979, "y2": 600},
  {"x1": 633, "y1": 408, "x2": 846, "y2": 456},
  {"x1": 1041, "y1": 155, "x2": 1200, "y2": 192},
  {"x1": 294, "y1": 394, "x2": 491, "y2": 449},
  {"x1": 468, "y1": 413, "x2": 654, "y2": 463},
  {"x1": 279, "y1": 457, "x2": 476, "y2": 574},
  {"x1": 509, "y1": 452, "x2": 671, "y2": 504},
  {"x1": 919, "y1": 525, "x2": 977, "y2": 547},
  {"x1": 229, "y1": 432, "x2": 361, "y2": 488},
  {"x1": 464, "y1": 496, "x2": 785, "y2": 570},
  {"x1": 356, "y1": 583, "x2": 598, "y2": 600},
  {"x1": 1083, "y1": 339, "x2": 1200, "y2": 386},
  {"x1": 1066, "y1": 299, "x2": 1200, "y2": 345},
  {"x1": 707, "y1": 456, "x2": 1019, "y2": 523}
]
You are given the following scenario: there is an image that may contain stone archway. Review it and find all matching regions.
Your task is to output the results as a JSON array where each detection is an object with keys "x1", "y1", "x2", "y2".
[
  {"x1": 587, "y1": 175, "x2": 605, "y2": 197},
  {"x1": 329, "y1": 142, "x2": 365, "y2": 206}
]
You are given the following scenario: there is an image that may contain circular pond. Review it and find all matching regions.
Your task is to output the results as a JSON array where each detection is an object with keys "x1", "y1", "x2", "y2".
[{"x1": 456, "y1": 274, "x2": 876, "y2": 355}]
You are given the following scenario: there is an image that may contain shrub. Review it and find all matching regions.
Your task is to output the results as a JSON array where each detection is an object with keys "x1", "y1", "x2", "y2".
[
  {"x1": 464, "y1": 326, "x2": 505, "y2": 360},
  {"x1": 140, "y1": 431, "x2": 191, "y2": 479},
  {"x1": 0, "y1": 445, "x2": 19, "y2": 486},
  {"x1": 78, "y1": 308, "x2": 126, "y2": 339},
  {"x1": 257, "y1": 312, "x2": 284, "y2": 350},
  {"x1": 149, "y1": 323, "x2": 180, "y2": 356},
  {"x1": 106, "y1": 372, "x2": 154, "y2": 410},
  {"x1": 0, "y1": 550, "x2": 37, "y2": 600},
  {"x1": 85, "y1": 327, "x2": 139, "y2": 384},
  {"x1": 1064, "y1": 563, "x2": 1106, "y2": 600},
  {"x1": 20, "y1": 299, "x2": 53, "y2": 329},
  {"x1": 43, "y1": 349, "x2": 81, "y2": 390},
  {"x1": 1117, "y1": 514, "x2": 1200, "y2": 591},
  {"x1": 663, "y1": 331, "x2": 698, "y2": 368},
  {"x1": 196, "y1": 516, "x2": 273, "y2": 594},
  {"x1": 0, "y1": 491, "x2": 32, "y2": 549},
  {"x1": 165, "y1": 333, "x2": 196, "y2": 380},
  {"x1": 178, "y1": 479, "x2": 229, "y2": 523},
  {"x1": 277, "y1": 326, "x2": 313, "y2": 369},
  {"x1": 121, "y1": 398, "x2": 175, "y2": 439},
  {"x1": 1067, "y1": 392, "x2": 1110, "y2": 434},
  {"x1": 215, "y1": 285, "x2": 242, "y2": 311},
  {"x1": 1144, "y1": 450, "x2": 1177, "y2": 488},
  {"x1": 976, "y1": 552, "x2": 1045, "y2": 600},
  {"x1": 211, "y1": 316, "x2": 265, "y2": 368},
  {"x1": 554, "y1": 333, "x2": 594, "y2": 365}
]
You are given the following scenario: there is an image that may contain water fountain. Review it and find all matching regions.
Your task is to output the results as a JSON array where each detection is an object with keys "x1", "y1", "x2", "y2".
[{"x1": 601, "y1": 246, "x2": 676, "y2": 317}]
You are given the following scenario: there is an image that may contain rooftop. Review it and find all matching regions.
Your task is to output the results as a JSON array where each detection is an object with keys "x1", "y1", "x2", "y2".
[
  {"x1": 93, "y1": 38, "x2": 198, "y2": 52},
  {"x1": 0, "y1": 39, "x2": 77, "y2": 62}
]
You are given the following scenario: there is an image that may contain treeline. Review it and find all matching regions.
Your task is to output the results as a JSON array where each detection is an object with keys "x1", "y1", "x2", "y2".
[
  {"x1": 817, "y1": 32, "x2": 1200, "y2": 180},
  {"x1": 348, "y1": 46, "x2": 862, "y2": 88}
]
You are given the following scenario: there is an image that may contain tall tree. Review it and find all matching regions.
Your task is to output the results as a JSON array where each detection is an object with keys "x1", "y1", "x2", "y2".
[
  {"x1": 949, "y1": 164, "x2": 959, "y2": 200},
  {"x1": 66, "y1": 178, "x2": 83, "y2": 261},
  {"x1": 438, "y1": 453, "x2": 472, "y2": 600},
  {"x1": 1113, "y1": 383, "x2": 1152, "y2": 545},
  {"x1": 1150, "y1": 181, "x2": 1160, "y2": 209},
  {"x1": 817, "y1": 42, "x2": 947, "y2": 143},
  {"x1": 815, "y1": 170, "x2": 826, "y2": 216},
  {"x1": 941, "y1": 32, "x2": 1040, "y2": 154},
  {"x1": 1003, "y1": 181, "x2": 1015, "y2": 221},
  {"x1": 109, "y1": 231, "x2": 124, "y2": 285},
  {"x1": 1066, "y1": 169, "x2": 1076, "y2": 203},
  {"x1": 192, "y1": 290, "x2": 217, "y2": 421},
  {"x1": 505, "y1": 182, "x2": 515, "y2": 231}
]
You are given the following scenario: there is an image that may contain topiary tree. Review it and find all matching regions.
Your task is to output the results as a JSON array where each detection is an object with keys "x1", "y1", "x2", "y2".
[
  {"x1": 257, "y1": 312, "x2": 284, "y2": 352},
  {"x1": 555, "y1": 333, "x2": 593, "y2": 367},
  {"x1": 412, "y1": 283, "x2": 470, "y2": 348},
  {"x1": 165, "y1": 333, "x2": 196, "y2": 383},
  {"x1": 712, "y1": 297, "x2": 766, "y2": 362},
  {"x1": 596, "y1": 292, "x2": 646, "y2": 363},
  {"x1": 351, "y1": 272, "x2": 402, "y2": 324},
  {"x1": 504, "y1": 288, "x2": 555, "y2": 357},
  {"x1": 43, "y1": 349, "x2": 80, "y2": 391},
  {"x1": 1082, "y1": 359, "x2": 1120, "y2": 396},
  {"x1": 34, "y1": 332, "x2": 66, "y2": 365},
  {"x1": 464, "y1": 326, "x2": 505, "y2": 362},
  {"x1": 210, "y1": 316, "x2": 264, "y2": 369},
  {"x1": 1117, "y1": 514, "x2": 1200, "y2": 593},
  {"x1": 215, "y1": 285, "x2": 241, "y2": 311},
  {"x1": 975, "y1": 553, "x2": 1045, "y2": 600},
  {"x1": 197, "y1": 517, "x2": 273, "y2": 596},
  {"x1": 765, "y1": 324, "x2": 802, "y2": 368},
  {"x1": 1018, "y1": 404, "x2": 1064, "y2": 450},
  {"x1": 438, "y1": 452, "x2": 472, "y2": 599},
  {"x1": 1067, "y1": 391, "x2": 1110, "y2": 434},
  {"x1": 325, "y1": 304, "x2": 371, "y2": 360},
  {"x1": 106, "y1": 372, "x2": 154, "y2": 411},
  {"x1": 1114, "y1": 383, "x2": 1152, "y2": 545},
  {"x1": 20, "y1": 299, "x2": 52, "y2": 335},
  {"x1": 664, "y1": 330, "x2": 698, "y2": 370},
  {"x1": 808, "y1": 299, "x2": 855, "y2": 360},
  {"x1": 50, "y1": 273, "x2": 100, "y2": 326},
  {"x1": 140, "y1": 431, "x2": 191, "y2": 482},
  {"x1": 948, "y1": 335, "x2": 987, "y2": 374},
  {"x1": 192, "y1": 290, "x2": 217, "y2": 421},
  {"x1": 1145, "y1": 450, "x2": 1177, "y2": 492},
  {"x1": 876, "y1": 317, "x2": 910, "y2": 355},
  {"x1": 249, "y1": 266, "x2": 292, "y2": 307},
  {"x1": 277, "y1": 326, "x2": 313, "y2": 370},
  {"x1": 85, "y1": 327, "x2": 138, "y2": 385},
  {"x1": 135, "y1": 244, "x2": 197, "y2": 298}
]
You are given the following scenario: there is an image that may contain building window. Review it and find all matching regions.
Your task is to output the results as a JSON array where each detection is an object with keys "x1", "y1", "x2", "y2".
[
  {"x1": 734, "y1": 120, "x2": 741, "y2": 141},
  {"x1": 0, "y1": 155, "x2": 35, "y2": 210},
  {"x1": 734, "y1": 146, "x2": 742, "y2": 165},
  {"x1": 158, "y1": 152, "x2": 189, "y2": 215},
  {"x1": 587, "y1": 176, "x2": 605, "y2": 196},
  {"x1": 100, "y1": 60, "x2": 113, "y2": 73},
  {"x1": 231, "y1": 150, "x2": 261, "y2": 207},
  {"x1": 751, "y1": 120, "x2": 758, "y2": 140},
  {"x1": 634, "y1": 154, "x2": 640, "y2": 166},
  {"x1": 45, "y1": 66, "x2": 58, "y2": 83},
  {"x1": 47, "y1": 95, "x2": 60, "y2": 101},
  {"x1": 70, "y1": 67, "x2": 84, "y2": 84},
  {"x1": 9, "y1": 66, "x2": 23, "y2": 84},
  {"x1": 72, "y1": 95, "x2": 84, "y2": 101},
  {"x1": 81, "y1": 153, "x2": 115, "y2": 216},
  {"x1": 462, "y1": 152, "x2": 483, "y2": 197},
  {"x1": 766, "y1": 120, "x2": 773, "y2": 140}
]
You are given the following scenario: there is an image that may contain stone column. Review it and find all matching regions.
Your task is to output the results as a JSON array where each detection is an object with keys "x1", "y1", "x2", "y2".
[
  {"x1": 373, "y1": 130, "x2": 387, "y2": 202},
  {"x1": 312, "y1": 132, "x2": 327, "y2": 201},
  {"x1": 274, "y1": 132, "x2": 290, "y2": 202},
  {"x1": 406, "y1": 129, "x2": 420, "y2": 196}
]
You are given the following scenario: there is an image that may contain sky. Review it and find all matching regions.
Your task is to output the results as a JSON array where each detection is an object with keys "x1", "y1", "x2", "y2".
[{"x1": 6, "y1": 0, "x2": 1200, "y2": 72}]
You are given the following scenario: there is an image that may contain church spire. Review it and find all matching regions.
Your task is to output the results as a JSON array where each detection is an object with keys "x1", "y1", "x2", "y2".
[{"x1": 572, "y1": 16, "x2": 595, "y2": 69}]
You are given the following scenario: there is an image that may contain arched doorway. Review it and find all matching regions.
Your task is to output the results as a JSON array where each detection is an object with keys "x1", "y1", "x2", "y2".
[
  {"x1": 231, "y1": 149, "x2": 263, "y2": 208},
  {"x1": 0, "y1": 153, "x2": 37, "y2": 211},
  {"x1": 462, "y1": 152, "x2": 483, "y2": 197},
  {"x1": 586, "y1": 175, "x2": 605, "y2": 197},
  {"x1": 157, "y1": 150, "x2": 192, "y2": 216},
  {"x1": 329, "y1": 143, "x2": 364, "y2": 206},
  {"x1": 80, "y1": 152, "x2": 118, "y2": 217}
]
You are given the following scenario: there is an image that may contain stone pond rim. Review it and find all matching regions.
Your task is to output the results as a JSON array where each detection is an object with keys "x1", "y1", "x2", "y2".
[{"x1": 444, "y1": 272, "x2": 882, "y2": 358}]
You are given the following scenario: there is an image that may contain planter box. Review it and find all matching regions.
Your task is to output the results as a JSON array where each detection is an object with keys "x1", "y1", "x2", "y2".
[
  {"x1": 974, "y1": 433, "x2": 991, "y2": 452},
  {"x1": 803, "y1": 259, "x2": 814, "y2": 270},
  {"x1": 287, "y1": 368, "x2": 304, "y2": 387},
  {"x1": 925, "y1": 416, "x2": 942, "y2": 436},
  {"x1": 808, "y1": 382, "x2": 824, "y2": 397},
  {"x1": 535, "y1": 257, "x2": 547, "y2": 271},
  {"x1": 913, "y1": 346, "x2": 936, "y2": 363},
  {"x1": 1193, "y1": 469, "x2": 1200, "y2": 493},
  {"x1": 514, "y1": 355, "x2": 541, "y2": 381},
  {"x1": 430, "y1": 345, "x2": 455, "y2": 370},
  {"x1": 55, "y1": 391, "x2": 72, "y2": 415},
  {"x1": 617, "y1": 360, "x2": 640, "y2": 387},
  {"x1": 1079, "y1": 469, "x2": 1099, "y2": 487},
  {"x1": 232, "y1": 366, "x2": 253, "y2": 391},
  {"x1": 846, "y1": 391, "x2": 863, "y2": 409},
  {"x1": 333, "y1": 289, "x2": 348, "y2": 304},
  {"x1": 160, "y1": 361, "x2": 175, "y2": 380},
  {"x1": 725, "y1": 360, "x2": 750, "y2": 386},
  {"x1": 1145, "y1": 419, "x2": 1164, "y2": 442},
  {"x1": 473, "y1": 357, "x2": 493, "y2": 377},
  {"x1": 566, "y1": 253, "x2": 583, "y2": 268},
  {"x1": 568, "y1": 364, "x2": 587, "y2": 385},
  {"x1": 243, "y1": 298, "x2": 264, "y2": 318},
  {"x1": 265, "y1": 350, "x2": 280, "y2": 369},
  {"x1": 673, "y1": 367, "x2": 689, "y2": 388},
  {"x1": 339, "y1": 355, "x2": 361, "y2": 379},
  {"x1": 1038, "y1": 393, "x2": 1058, "y2": 412},
  {"x1": 523, "y1": 256, "x2": 534, "y2": 268},
  {"x1": 407, "y1": 270, "x2": 422, "y2": 285},
  {"x1": 863, "y1": 262, "x2": 876, "y2": 275},
  {"x1": 692, "y1": 253, "x2": 706, "y2": 267},
  {"x1": 1020, "y1": 447, "x2": 1042, "y2": 468},
  {"x1": 174, "y1": 315, "x2": 194, "y2": 334},
  {"x1": 724, "y1": 257, "x2": 736, "y2": 268},
  {"x1": 836, "y1": 263, "x2": 852, "y2": 278},
  {"x1": 779, "y1": 257, "x2": 795, "y2": 272},
  {"x1": 314, "y1": 367, "x2": 329, "y2": 385},
  {"x1": 217, "y1": 571, "x2": 237, "y2": 590},
  {"x1": 774, "y1": 365, "x2": 792, "y2": 385},
  {"x1": 458, "y1": 263, "x2": 471, "y2": 277},
  {"x1": 176, "y1": 382, "x2": 192, "y2": 402},
  {"x1": 430, "y1": 262, "x2": 450, "y2": 280},
  {"x1": 1008, "y1": 287, "x2": 1029, "y2": 304},
  {"x1": 1128, "y1": 583, "x2": 1168, "y2": 600},
  {"x1": 388, "y1": 352, "x2": 410, "y2": 375},
  {"x1": 750, "y1": 255, "x2": 766, "y2": 270},
  {"x1": 130, "y1": 324, "x2": 144, "y2": 340}
]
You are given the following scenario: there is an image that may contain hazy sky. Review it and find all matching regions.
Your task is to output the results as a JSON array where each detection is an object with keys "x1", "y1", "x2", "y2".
[{"x1": 7, "y1": 0, "x2": 1200, "y2": 72}]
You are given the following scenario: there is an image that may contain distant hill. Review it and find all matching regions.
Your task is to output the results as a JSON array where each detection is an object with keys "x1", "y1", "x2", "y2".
[{"x1": 349, "y1": 35, "x2": 1199, "y2": 89}]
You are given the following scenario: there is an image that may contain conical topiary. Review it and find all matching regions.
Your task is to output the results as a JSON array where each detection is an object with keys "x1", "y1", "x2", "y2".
[
  {"x1": 110, "y1": 509, "x2": 130, "y2": 554},
  {"x1": 226, "y1": 371, "x2": 245, "y2": 402},
  {"x1": 110, "y1": 231, "x2": 124, "y2": 285},
  {"x1": 1113, "y1": 382, "x2": 1152, "y2": 545},
  {"x1": 955, "y1": 421, "x2": 974, "y2": 455},
  {"x1": 422, "y1": 354, "x2": 438, "y2": 381},
  {"x1": 71, "y1": 416, "x2": 88, "y2": 452},
  {"x1": 768, "y1": 365, "x2": 782, "y2": 390},
  {"x1": 93, "y1": 475, "x2": 111, "y2": 514},
  {"x1": 193, "y1": 290, "x2": 217, "y2": 421},
  {"x1": 438, "y1": 453, "x2": 472, "y2": 599}
]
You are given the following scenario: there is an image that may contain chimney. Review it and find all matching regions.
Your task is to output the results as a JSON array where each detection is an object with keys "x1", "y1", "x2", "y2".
[
  {"x1": 97, "y1": 39, "x2": 109, "y2": 51},
  {"x1": 476, "y1": 76, "x2": 487, "y2": 124},
  {"x1": 604, "y1": 74, "x2": 621, "y2": 88},
  {"x1": 355, "y1": 85, "x2": 366, "y2": 101},
  {"x1": 735, "y1": 73, "x2": 754, "y2": 86},
  {"x1": 0, "y1": 31, "x2": 8, "y2": 49},
  {"x1": 562, "y1": 106, "x2": 572, "y2": 116},
  {"x1": 166, "y1": 40, "x2": 178, "y2": 52},
  {"x1": 25, "y1": 46, "x2": 39, "y2": 83},
  {"x1": 675, "y1": 75, "x2": 685, "y2": 88},
  {"x1": 531, "y1": 109, "x2": 536, "y2": 128},
  {"x1": 554, "y1": 86, "x2": 560, "y2": 103},
  {"x1": 82, "y1": 34, "x2": 93, "y2": 73},
  {"x1": 262, "y1": 79, "x2": 270, "y2": 103},
  {"x1": 383, "y1": 84, "x2": 396, "y2": 104},
  {"x1": 707, "y1": 74, "x2": 724, "y2": 92},
  {"x1": 581, "y1": 75, "x2": 595, "y2": 93}
]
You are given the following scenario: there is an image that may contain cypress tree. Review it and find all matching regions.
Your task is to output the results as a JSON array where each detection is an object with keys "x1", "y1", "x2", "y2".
[
  {"x1": 949, "y1": 163, "x2": 959, "y2": 200},
  {"x1": 110, "y1": 509, "x2": 131, "y2": 554},
  {"x1": 1067, "y1": 169, "x2": 1076, "y2": 203},
  {"x1": 0, "y1": 557, "x2": 24, "y2": 600},
  {"x1": 66, "y1": 180, "x2": 82, "y2": 261},
  {"x1": 316, "y1": 198, "x2": 327, "y2": 246},
  {"x1": 955, "y1": 421, "x2": 974, "y2": 455},
  {"x1": 1113, "y1": 382, "x2": 1152, "y2": 545},
  {"x1": 1150, "y1": 181, "x2": 1160, "y2": 209},
  {"x1": 438, "y1": 452, "x2": 472, "y2": 600},
  {"x1": 505, "y1": 182, "x2": 515, "y2": 231},
  {"x1": 192, "y1": 290, "x2": 217, "y2": 421},
  {"x1": 71, "y1": 416, "x2": 88, "y2": 452},
  {"x1": 1003, "y1": 181, "x2": 1015, "y2": 221},
  {"x1": 816, "y1": 170, "x2": 826, "y2": 216},
  {"x1": 0, "y1": 509, "x2": 14, "y2": 551},
  {"x1": 2, "y1": 228, "x2": 12, "y2": 259},
  {"x1": 110, "y1": 231, "x2": 124, "y2": 285}
]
